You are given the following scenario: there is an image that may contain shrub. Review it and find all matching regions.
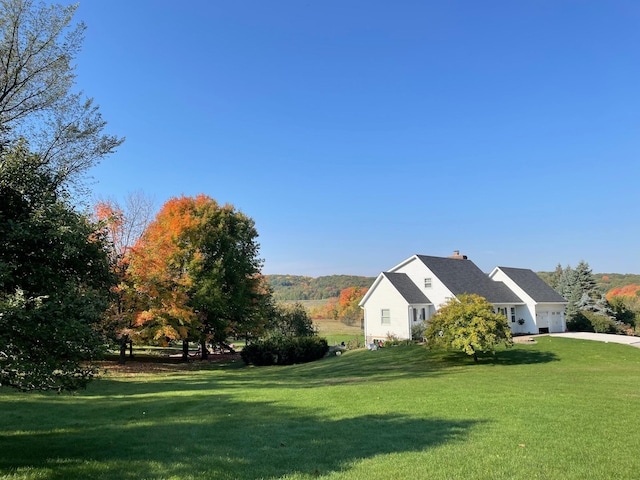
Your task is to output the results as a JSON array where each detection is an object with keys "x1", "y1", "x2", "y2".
[
  {"x1": 586, "y1": 312, "x2": 616, "y2": 334},
  {"x1": 411, "y1": 322, "x2": 427, "y2": 341},
  {"x1": 383, "y1": 339, "x2": 416, "y2": 347},
  {"x1": 567, "y1": 312, "x2": 594, "y2": 332},
  {"x1": 568, "y1": 311, "x2": 617, "y2": 334},
  {"x1": 241, "y1": 336, "x2": 329, "y2": 366}
]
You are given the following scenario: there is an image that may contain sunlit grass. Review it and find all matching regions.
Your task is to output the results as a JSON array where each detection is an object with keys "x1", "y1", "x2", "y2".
[
  {"x1": 1, "y1": 337, "x2": 640, "y2": 479},
  {"x1": 314, "y1": 318, "x2": 364, "y2": 346}
]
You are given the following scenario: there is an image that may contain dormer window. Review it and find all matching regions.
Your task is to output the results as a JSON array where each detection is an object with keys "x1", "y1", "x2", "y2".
[{"x1": 424, "y1": 278, "x2": 432, "y2": 288}]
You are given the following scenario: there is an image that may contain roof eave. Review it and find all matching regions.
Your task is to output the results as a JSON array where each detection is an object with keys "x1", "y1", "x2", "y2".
[{"x1": 388, "y1": 254, "x2": 419, "y2": 273}]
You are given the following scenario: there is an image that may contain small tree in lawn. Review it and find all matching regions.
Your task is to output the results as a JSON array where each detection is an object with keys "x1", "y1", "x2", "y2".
[
  {"x1": 425, "y1": 294, "x2": 513, "y2": 362},
  {"x1": 270, "y1": 302, "x2": 316, "y2": 338}
]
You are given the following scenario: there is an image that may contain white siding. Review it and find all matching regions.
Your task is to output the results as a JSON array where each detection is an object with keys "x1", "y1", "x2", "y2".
[
  {"x1": 490, "y1": 268, "x2": 566, "y2": 334},
  {"x1": 363, "y1": 276, "x2": 412, "y2": 343}
]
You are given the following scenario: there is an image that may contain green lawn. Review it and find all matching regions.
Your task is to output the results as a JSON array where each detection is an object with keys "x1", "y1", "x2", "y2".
[
  {"x1": 1, "y1": 337, "x2": 640, "y2": 479},
  {"x1": 313, "y1": 318, "x2": 363, "y2": 346}
]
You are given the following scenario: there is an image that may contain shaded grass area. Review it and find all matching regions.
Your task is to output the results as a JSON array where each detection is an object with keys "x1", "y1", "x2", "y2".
[{"x1": 1, "y1": 337, "x2": 640, "y2": 479}]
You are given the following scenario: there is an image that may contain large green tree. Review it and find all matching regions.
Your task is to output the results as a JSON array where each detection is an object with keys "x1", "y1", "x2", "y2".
[
  {"x1": 129, "y1": 195, "x2": 272, "y2": 359},
  {"x1": 425, "y1": 294, "x2": 513, "y2": 362},
  {"x1": 0, "y1": 0, "x2": 122, "y2": 390},
  {"x1": 0, "y1": 144, "x2": 113, "y2": 391},
  {"x1": 0, "y1": 0, "x2": 123, "y2": 188},
  {"x1": 186, "y1": 199, "x2": 272, "y2": 357}
]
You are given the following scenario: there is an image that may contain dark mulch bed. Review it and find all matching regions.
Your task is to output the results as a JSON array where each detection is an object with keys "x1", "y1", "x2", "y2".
[{"x1": 97, "y1": 353, "x2": 242, "y2": 375}]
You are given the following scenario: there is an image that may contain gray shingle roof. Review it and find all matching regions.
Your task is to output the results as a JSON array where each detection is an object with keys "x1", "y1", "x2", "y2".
[
  {"x1": 415, "y1": 255, "x2": 523, "y2": 304},
  {"x1": 383, "y1": 272, "x2": 431, "y2": 304},
  {"x1": 497, "y1": 267, "x2": 568, "y2": 303}
]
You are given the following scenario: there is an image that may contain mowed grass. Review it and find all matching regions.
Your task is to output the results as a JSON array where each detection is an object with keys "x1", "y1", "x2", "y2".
[
  {"x1": 1, "y1": 337, "x2": 640, "y2": 479},
  {"x1": 313, "y1": 318, "x2": 364, "y2": 346}
]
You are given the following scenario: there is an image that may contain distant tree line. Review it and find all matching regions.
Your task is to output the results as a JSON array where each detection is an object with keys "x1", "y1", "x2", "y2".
[
  {"x1": 267, "y1": 275, "x2": 375, "y2": 301},
  {"x1": 538, "y1": 271, "x2": 640, "y2": 294}
]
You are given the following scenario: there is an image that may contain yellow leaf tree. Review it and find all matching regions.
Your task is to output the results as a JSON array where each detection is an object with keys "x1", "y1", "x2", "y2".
[{"x1": 425, "y1": 294, "x2": 513, "y2": 362}]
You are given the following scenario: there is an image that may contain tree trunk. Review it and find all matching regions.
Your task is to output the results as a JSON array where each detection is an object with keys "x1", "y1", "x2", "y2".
[
  {"x1": 472, "y1": 350, "x2": 478, "y2": 363},
  {"x1": 118, "y1": 337, "x2": 127, "y2": 365},
  {"x1": 200, "y1": 339, "x2": 208, "y2": 360},
  {"x1": 182, "y1": 340, "x2": 189, "y2": 361},
  {"x1": 221, "y1": 342, "x2": 236, "y2": 354},
  {"x1": 129, "y1": 340, "x2": 134, "y2": 358}
]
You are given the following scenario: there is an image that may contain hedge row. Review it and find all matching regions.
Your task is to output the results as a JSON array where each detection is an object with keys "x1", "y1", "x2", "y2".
[{"x1": 240, "y1": 336, "x2": 329, "y2": 366}]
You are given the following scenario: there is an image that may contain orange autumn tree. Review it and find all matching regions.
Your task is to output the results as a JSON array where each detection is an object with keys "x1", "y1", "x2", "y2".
[
  {"x1": 606, "y1": 284, "x2": 640, "y2": 301},
  {"x1": 338, "y1": 286, "x2": 368, "y2": 325},
  {"x1": 311, "y1": 286, "x2": 368, "y2": 325},
  {"x1": 128, "y1": 194, "x2": 271, "y2": 359},
  {"x1": 606, "y1": 284, "x2": 640, "y2": 329}
]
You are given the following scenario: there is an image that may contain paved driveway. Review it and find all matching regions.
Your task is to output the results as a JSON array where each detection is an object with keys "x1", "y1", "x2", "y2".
[{"x1": 549, "y1": 332, "x2": 640, "y2": 348}]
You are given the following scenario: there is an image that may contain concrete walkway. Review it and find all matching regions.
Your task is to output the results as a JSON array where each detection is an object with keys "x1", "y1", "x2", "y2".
[{"x1": 548, "y1": 332, "x2": 640, "y2": 348}]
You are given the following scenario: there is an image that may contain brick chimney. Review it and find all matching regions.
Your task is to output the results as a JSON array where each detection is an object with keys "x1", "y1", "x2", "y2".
[{"x1": 449, "y1": 250, "x2": 467, "y2": 260}]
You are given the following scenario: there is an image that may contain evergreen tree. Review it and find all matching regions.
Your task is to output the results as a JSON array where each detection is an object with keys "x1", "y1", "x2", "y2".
[
  {"x1": 556, "y1": 261, "x2": 611, "y2": 328},
  {"x1": 573, "y1": 261, "x2": 600, "y2": 301},
  {"x1": 549, "y1": 263, "x2": 564, "y2": 290}
]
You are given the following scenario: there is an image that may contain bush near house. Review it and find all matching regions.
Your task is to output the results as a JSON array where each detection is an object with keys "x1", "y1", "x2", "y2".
[{"x1": 567, "y1": 311, "x2": 623, "y2": 334}]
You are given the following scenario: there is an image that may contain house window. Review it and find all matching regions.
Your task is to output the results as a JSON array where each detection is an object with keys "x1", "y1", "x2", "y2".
[
  {"x1": 510, "y1": 307, "x2": 516, "y2": 323},
  {"x1": 424, "y1": 278, "x2": 432, "y2": 288},
  {"x1": 412, "y1": 308, "x2": 417, "y2": 322},
  {"x1": 381, "y1": 309, "x2": 390, "y2": 325},
  {"x1": 420, "y1": 308, "x2": 426, "y2": 320}
]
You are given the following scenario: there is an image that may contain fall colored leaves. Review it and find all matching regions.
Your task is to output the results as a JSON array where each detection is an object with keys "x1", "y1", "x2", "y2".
[
  {"x1": 311, "y1": 286, "x2": 368, "y2": 325},
  {"x1": 95, "y1": 194, "x2": 269, "y2": 349}
]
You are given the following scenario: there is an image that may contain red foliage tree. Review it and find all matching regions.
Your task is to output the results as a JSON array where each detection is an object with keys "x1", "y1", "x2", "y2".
[{"x1": 606, "y1": 284, "x2": 640, "y2": 302}]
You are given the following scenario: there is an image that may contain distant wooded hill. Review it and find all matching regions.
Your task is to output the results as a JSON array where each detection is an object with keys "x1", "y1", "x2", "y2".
[
  {"x1": 538, "y1": 272, "x2": 640, "y2": 293},
  {"x1": 266, "y1": 275, "x2": 375, "y2": 302},
  {"x1": 267, "y1": 272, "x2": 640, "y2": 302}
]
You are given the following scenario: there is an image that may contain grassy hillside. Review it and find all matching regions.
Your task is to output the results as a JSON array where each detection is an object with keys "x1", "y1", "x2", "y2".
[{"x1": 1, "y1": 337, "x2": 639, "y2": 479}]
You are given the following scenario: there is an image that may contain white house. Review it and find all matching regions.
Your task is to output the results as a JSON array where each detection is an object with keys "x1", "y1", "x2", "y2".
[{"x1": 359, "y1": 252, "x2": 568, "y2": 344}]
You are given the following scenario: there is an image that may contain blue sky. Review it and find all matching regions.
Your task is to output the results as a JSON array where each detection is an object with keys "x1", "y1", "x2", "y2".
[{"x1": 74, "y1": 1, "x2": 640, "y2": 277}]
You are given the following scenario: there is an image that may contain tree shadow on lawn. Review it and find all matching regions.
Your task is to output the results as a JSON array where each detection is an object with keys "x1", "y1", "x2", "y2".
[
  {"x1": 484, "y1": 347, "x2": 559, "y2": 366},
  {"x1": 292, "y1": 344, "x2": 559, "y2": 381},
  {"x1": 87, "y1": 344, "x2": 559, "y2": 397},
  {"x1": 0, "y1": 392, "x2": 482, "y2": 479},
  {"x1": 79, "y1": 346, "x2": 444, "y2": 397}
]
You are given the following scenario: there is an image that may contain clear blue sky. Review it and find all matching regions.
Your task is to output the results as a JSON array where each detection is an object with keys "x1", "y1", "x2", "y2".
[{"x1": 74, "y1": 1, "x2": 640, "y2": 277}]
